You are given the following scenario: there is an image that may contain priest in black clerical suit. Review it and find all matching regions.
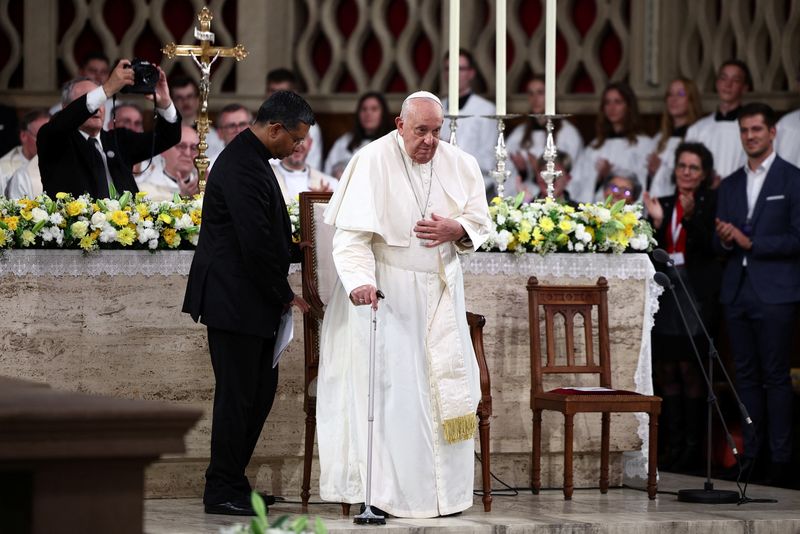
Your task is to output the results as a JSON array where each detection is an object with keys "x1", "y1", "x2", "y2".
[
  {"x1": 37, "y1": 59, "x2": 180, "y2": 199},
  {"x1": 183, "y1": 91, "x2": 313, "y2": 516}
]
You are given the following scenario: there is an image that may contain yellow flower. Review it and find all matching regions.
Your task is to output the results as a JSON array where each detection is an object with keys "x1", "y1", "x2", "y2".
[
  {"x1": 491, "y1": 196, "x2": 503, "y2": 205},
  {"x1": 65, "y1": 200, "x2": 85, "y2": 217},
  {"x1": 136, "y1": 203, "x2": 149, "y2": 219},
  {"x1": 55, "y1": 192, "x2": 68, "y2": 200},
  {"x1": 79, "y1": 235, "x2": 96, "y2": 251},
  {"x1": 20, "y1": 230, "x2": 35, "y2": 247},
  {"x1": 189, "y1": 209, "x2": 202, "y2": 226},
  {"x1": 0, "y1": 230, "x2": 7, "y2": 247},
  {"x1": 162, "y1": 228, "x2": 179, "y2": 247},
  {"x1": 170, "y1": 208, "x2": 182, "y2": 218},
  {"x1": 621, "y1": 212, "x2": 638, "y2": 227},
  {"x1": 538, "y1": 216, "x2": 555, "y2": 233},
  {"x1": 4, "y1": 216, "x2": 19, "y2": 231},
  {"x1": 18, "y1": 199, "x2": 38, "y2": 210},
  {"x1": 135, "y1": 191, "x2": 148, "y2": 202},
  {"x1": 533, "y1": 226, "x2": 544, "y2": 243},
  {"x1": 110, "y1": 210, "x2": 129, "y2": 227},
  {"x1": 557, "y1": 233, "x2": 569, "y2": 244},
  {"x1": 20, "y1": 209, "x2": 32, "y2": 221},
  {"x1": 517, "y1": 230, "x2": 531, "y2": 244},
  {"x1": 158, "y1": 213, "x2": 173, "y2": 225},
  {"x1": 520, "y1": 220, "x2": 533, "y2": 233},
  {"x1": 563, "y1": 205, "x2": 575, "y2": 214},
  {"x1": 116, "y1": 227, "x2": 136, "y2": 246},
  {"x1": 92, "y1": 203, "x2": 100, "y2": 213}
]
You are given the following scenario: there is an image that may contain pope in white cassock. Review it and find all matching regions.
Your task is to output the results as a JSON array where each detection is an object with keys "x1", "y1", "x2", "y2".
[{"x1": 317, "y1": 91, "x2": 492, "y2": 518}]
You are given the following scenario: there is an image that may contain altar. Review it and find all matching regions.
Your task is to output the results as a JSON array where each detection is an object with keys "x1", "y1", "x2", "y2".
[{"x1": 0, "y1": 250, "x2": 658, "y2": 498}]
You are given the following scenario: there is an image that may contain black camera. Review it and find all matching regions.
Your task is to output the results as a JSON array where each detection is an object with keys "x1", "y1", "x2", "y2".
[{"x1": 121, "y1": 58, "x2": 158, "y2": 95}]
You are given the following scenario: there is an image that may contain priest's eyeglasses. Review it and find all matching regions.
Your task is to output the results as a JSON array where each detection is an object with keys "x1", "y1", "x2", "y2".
[{"x1": 279, "y1": 124, "x2": 305, "y2": 147}]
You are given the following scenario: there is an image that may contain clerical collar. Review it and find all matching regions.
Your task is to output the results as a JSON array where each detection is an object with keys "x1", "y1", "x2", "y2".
[
  {"x1": 714, "y1": 106, "x2": 741, "y2": 121},
  {"x1": 672, "y1": 124, "x2": 688, "y2": 137},
  {"x1": 458, "y1": 93, "x2": 472, "y2": 110}
]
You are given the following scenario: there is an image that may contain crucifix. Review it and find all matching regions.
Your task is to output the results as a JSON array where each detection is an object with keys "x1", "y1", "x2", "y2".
[{"x1": 162, "y1": 6, "x2": 248, "y2": 191}]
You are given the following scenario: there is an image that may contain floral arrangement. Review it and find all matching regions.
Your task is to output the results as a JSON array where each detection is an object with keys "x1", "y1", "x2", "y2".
[
  {"x1": 480, "y1": 194, "x2": 655, "y2": 254},
  {"x1": 0, "y1": 192, "x2": 303, "y2": 252},
  {"x1": 0, "y1": 191, "x2": 203, "y2": 251},
  {"x1": 220, "y1": 492, "x2": 327, "y2": 534}
]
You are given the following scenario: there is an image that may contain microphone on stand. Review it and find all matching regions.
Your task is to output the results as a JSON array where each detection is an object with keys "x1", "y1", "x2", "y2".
[
  {"x1": 652, "y1": 270, "x2": 740, "y2": 504},
  {"x1": 652, "y1": 248, "x2": 752, "y2": 426}
]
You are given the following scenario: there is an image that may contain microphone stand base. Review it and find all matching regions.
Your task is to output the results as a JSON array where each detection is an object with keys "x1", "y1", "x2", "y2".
[
  {"x1": 354, "y1": 506, "x2": 386, "y2": 525},
  {"x1": 677, "y1": 487, "x2": 739, "y2": 504}
]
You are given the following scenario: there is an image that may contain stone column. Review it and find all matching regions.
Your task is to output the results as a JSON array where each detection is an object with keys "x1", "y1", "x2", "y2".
[{"x1": 23, "y1": 0, "x2": 57, "y2": 91}]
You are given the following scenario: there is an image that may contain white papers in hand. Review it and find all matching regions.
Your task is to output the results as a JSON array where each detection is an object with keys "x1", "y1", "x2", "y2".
[{"x1": 273, "y1": 310, "x2": 294, "y2": 368}]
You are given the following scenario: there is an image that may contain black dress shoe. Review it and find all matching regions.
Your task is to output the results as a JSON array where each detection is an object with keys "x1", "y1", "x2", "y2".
[
  {"x1": 256, "y1": 493, "x2": 277, "y2": 506},
  {"x1": 204, "y1": 501, "x2": 257, "y2": 516}
]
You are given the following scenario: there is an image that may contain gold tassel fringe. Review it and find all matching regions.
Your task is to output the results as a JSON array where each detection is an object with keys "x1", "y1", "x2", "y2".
[{"x1": 442, "y1": 414, "x2": 477, "y2": 444}]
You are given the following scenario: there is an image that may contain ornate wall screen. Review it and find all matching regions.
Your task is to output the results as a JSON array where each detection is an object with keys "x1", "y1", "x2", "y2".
[{"x1": 0, "y1": 0, "x2": 798, "y2": 114}]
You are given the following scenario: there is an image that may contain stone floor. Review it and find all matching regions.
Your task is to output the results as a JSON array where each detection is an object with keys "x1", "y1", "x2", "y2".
[{"x1": 145, "y1": 473, "x2": 800, "y2": 533}]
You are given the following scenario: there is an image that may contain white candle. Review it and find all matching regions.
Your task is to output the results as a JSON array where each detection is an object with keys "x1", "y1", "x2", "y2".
[
  {"x1": 545, "y1": 0, "x2": 556, "y2": 115},
  {"x1": 448, "y1": 0, "x2": 460, "y2": 116},
  {"x1": 496, "y1": 0, "x2": 506, "y2": 115}
]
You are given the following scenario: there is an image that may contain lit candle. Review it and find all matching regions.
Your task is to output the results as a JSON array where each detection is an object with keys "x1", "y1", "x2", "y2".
[
  {"x1": 448, "y1": 0, "x2": 460, "y2": 116},
  {"x1": 496, "y1": 0, "x2": 506, "y2": 115},
  {"x1": 545, "y1": 0, "x2": 556, "y2": 115}
]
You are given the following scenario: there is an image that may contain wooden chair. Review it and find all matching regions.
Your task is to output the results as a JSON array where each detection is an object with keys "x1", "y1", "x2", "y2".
[
  {"x1": 527, "y1": 276, "x2": 661, "y2": 500},
  {"x1": 299, "y1": 191, "x2": 493, "y2": 513}
]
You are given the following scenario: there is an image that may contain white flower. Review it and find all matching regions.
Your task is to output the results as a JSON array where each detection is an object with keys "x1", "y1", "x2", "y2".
[
  {"x1": 495, "y1": 229, "x2": 512, "y2": 251},
  {"x1": 574, "y1": 242, "x2": 585, "y2": 252},
  {"x1": 509, "y1": 209, "x2": 523, "y2": 224},
  {"x1": 70, "y1": 221, "x2": 89, "y2": 238},
  {"x1": 31, "y1": 207, "x2": 48, "y2": 223},
  {"x1": 495, "y1": 214, "x2": 506, "y2": 226},
  {"x1": 629, "y1": 234, "x2": 649, "y2": 251},
  {"x1": 99, "y1": 223, "x2": 117, "y2": 243},
  {"x1": 148, "y1": 238, "x2": 159, "y2": 249},
  {"x1": 90, "y1": 212, "x2": 107, "y2": 229},
  {"x1": 574, "y1": 224, "x2": 593, "y2": 244},
  {"x1": 173, "y1": 213, "x2": 193, "y2": 230},
  {"x1": 41, "y1": 226, "x2": 64, "y2": 245},
  {"x1": 188, "y1": 233, "x2": 199, "y2": 246},
  {"x1": 49, "y1": 212, "x2": 64, "y2": 226},
  {"x1": 105, "y1": 199, "x2": 121, "y2": 212}
]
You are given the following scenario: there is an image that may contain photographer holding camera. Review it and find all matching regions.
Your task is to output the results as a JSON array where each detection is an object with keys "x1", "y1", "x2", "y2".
[{"x1": 38, "y1": 58, "x2": 181, "y2": 199}]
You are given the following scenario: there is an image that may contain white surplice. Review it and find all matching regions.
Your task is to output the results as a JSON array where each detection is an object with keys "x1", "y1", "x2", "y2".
[
  {"x1": 684, "y1": 113, "x2": 746, "y2": 180},
  {"x1": 318, "y1": 131, "x2": 491, "y2": 518}
]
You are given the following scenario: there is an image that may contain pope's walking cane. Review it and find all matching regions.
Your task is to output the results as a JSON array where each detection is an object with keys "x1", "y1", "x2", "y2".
[{"x1": 354, "y1": 290, "x2": 386, "y2": 526}]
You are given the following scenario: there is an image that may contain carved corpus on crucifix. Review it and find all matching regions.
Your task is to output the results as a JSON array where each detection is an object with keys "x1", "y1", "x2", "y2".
[{"x1": 162, "y1": 7, "x2": 248, "y2": 191}]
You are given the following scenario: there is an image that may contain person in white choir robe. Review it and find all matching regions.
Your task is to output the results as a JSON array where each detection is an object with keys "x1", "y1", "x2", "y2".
[
  {"x1": 570, "y1": 81, "x2": 655, "y2": 204},
  {"x1": 6, "y1": 155, "x2": 43, "y2": 199},
  {"x1": 440, "y1": 49, "x2": 498, "y2": 197},
  {"x1": 324, "y1": 91, "x2": 394, "y2": 179},
  {"x1": 170, "y1": 77, "x2": 225, "y2": 165},
  {"x1": 645, "y1": 78, "x2": 702, "y2": 198},
  {"x1": 506, "y1": 75, "x2": 583, "y2": 188},
  {"x1": 270, "y1": 134, "x2": 338, "y2": 204},
  {"x1": 684, "y1": 60, "x2": 751, "y2": 181},
  {"x1": 775, "y1": 73, "x2": 800, "y2": 169},
  {"x1": 136, "y1": 125, "x2": 199, "y2": 201},
  {"x1": 0, "y1": 109, "x2": 49, "y2": 196},
  {"x1": 317, "y1": 91, "x2": 491, "y2": 519}
]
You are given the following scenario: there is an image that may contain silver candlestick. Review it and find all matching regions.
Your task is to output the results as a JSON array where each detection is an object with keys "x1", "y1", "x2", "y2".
[
  {"x1": 444, "y1": 114, "x2": 471, "y2": 146},
  {"x1": 485, "y1": 114, "x2": 520, "y2": 198},
  {"x1": 531, "y1": 113, "x2": 571, "y2": 200}
]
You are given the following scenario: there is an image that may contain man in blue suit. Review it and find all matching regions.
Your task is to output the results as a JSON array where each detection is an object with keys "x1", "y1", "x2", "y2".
[{"x1": 715, "y1": 102, "x2": 800, "y2": 486}]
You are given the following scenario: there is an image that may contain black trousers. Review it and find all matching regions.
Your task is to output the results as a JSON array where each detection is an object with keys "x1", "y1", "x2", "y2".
[
  {"x1": 724, "y1": 272, "x2": 796, "y2": 464},
  {"x1": 204, "y1": 326, "x2": 279, "y2": 505}
]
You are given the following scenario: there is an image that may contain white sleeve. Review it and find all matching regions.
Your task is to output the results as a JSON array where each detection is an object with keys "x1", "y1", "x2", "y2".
[
  {"x1": 332, "y1": 228, "x2": 376, "y2": 297},
  {"x1": 156, "y1": 102, "x2": 178, "y2": 123},
  {"x1": 85, "y1": 86, "x2": 108, "y2": 113}
]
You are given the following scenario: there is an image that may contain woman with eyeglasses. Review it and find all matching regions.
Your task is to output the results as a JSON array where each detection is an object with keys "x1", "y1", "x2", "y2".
[
  {"x1": 643, "y1": 141, "x2": 722, "y2": 474},
  {"x1": 601, "y1": 169, "x2": 642, "y2": 205},
  {"x1": 506, "y1": 75, "x2": 583, "y2": 193},
  {"x1": 324, "y1": 92, "x2": 394, "y2": 179},
  {"x1": 645, "y1": 78, "x2": 703, "y2": 198},
  {"x1": 570, "y1": 82, "x2": 655, "y2": 204}
]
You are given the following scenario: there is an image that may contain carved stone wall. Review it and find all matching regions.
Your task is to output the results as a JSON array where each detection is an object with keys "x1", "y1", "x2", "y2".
[{"x1": 0, "y1": 0, "x2": 798, "y2": 114}]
